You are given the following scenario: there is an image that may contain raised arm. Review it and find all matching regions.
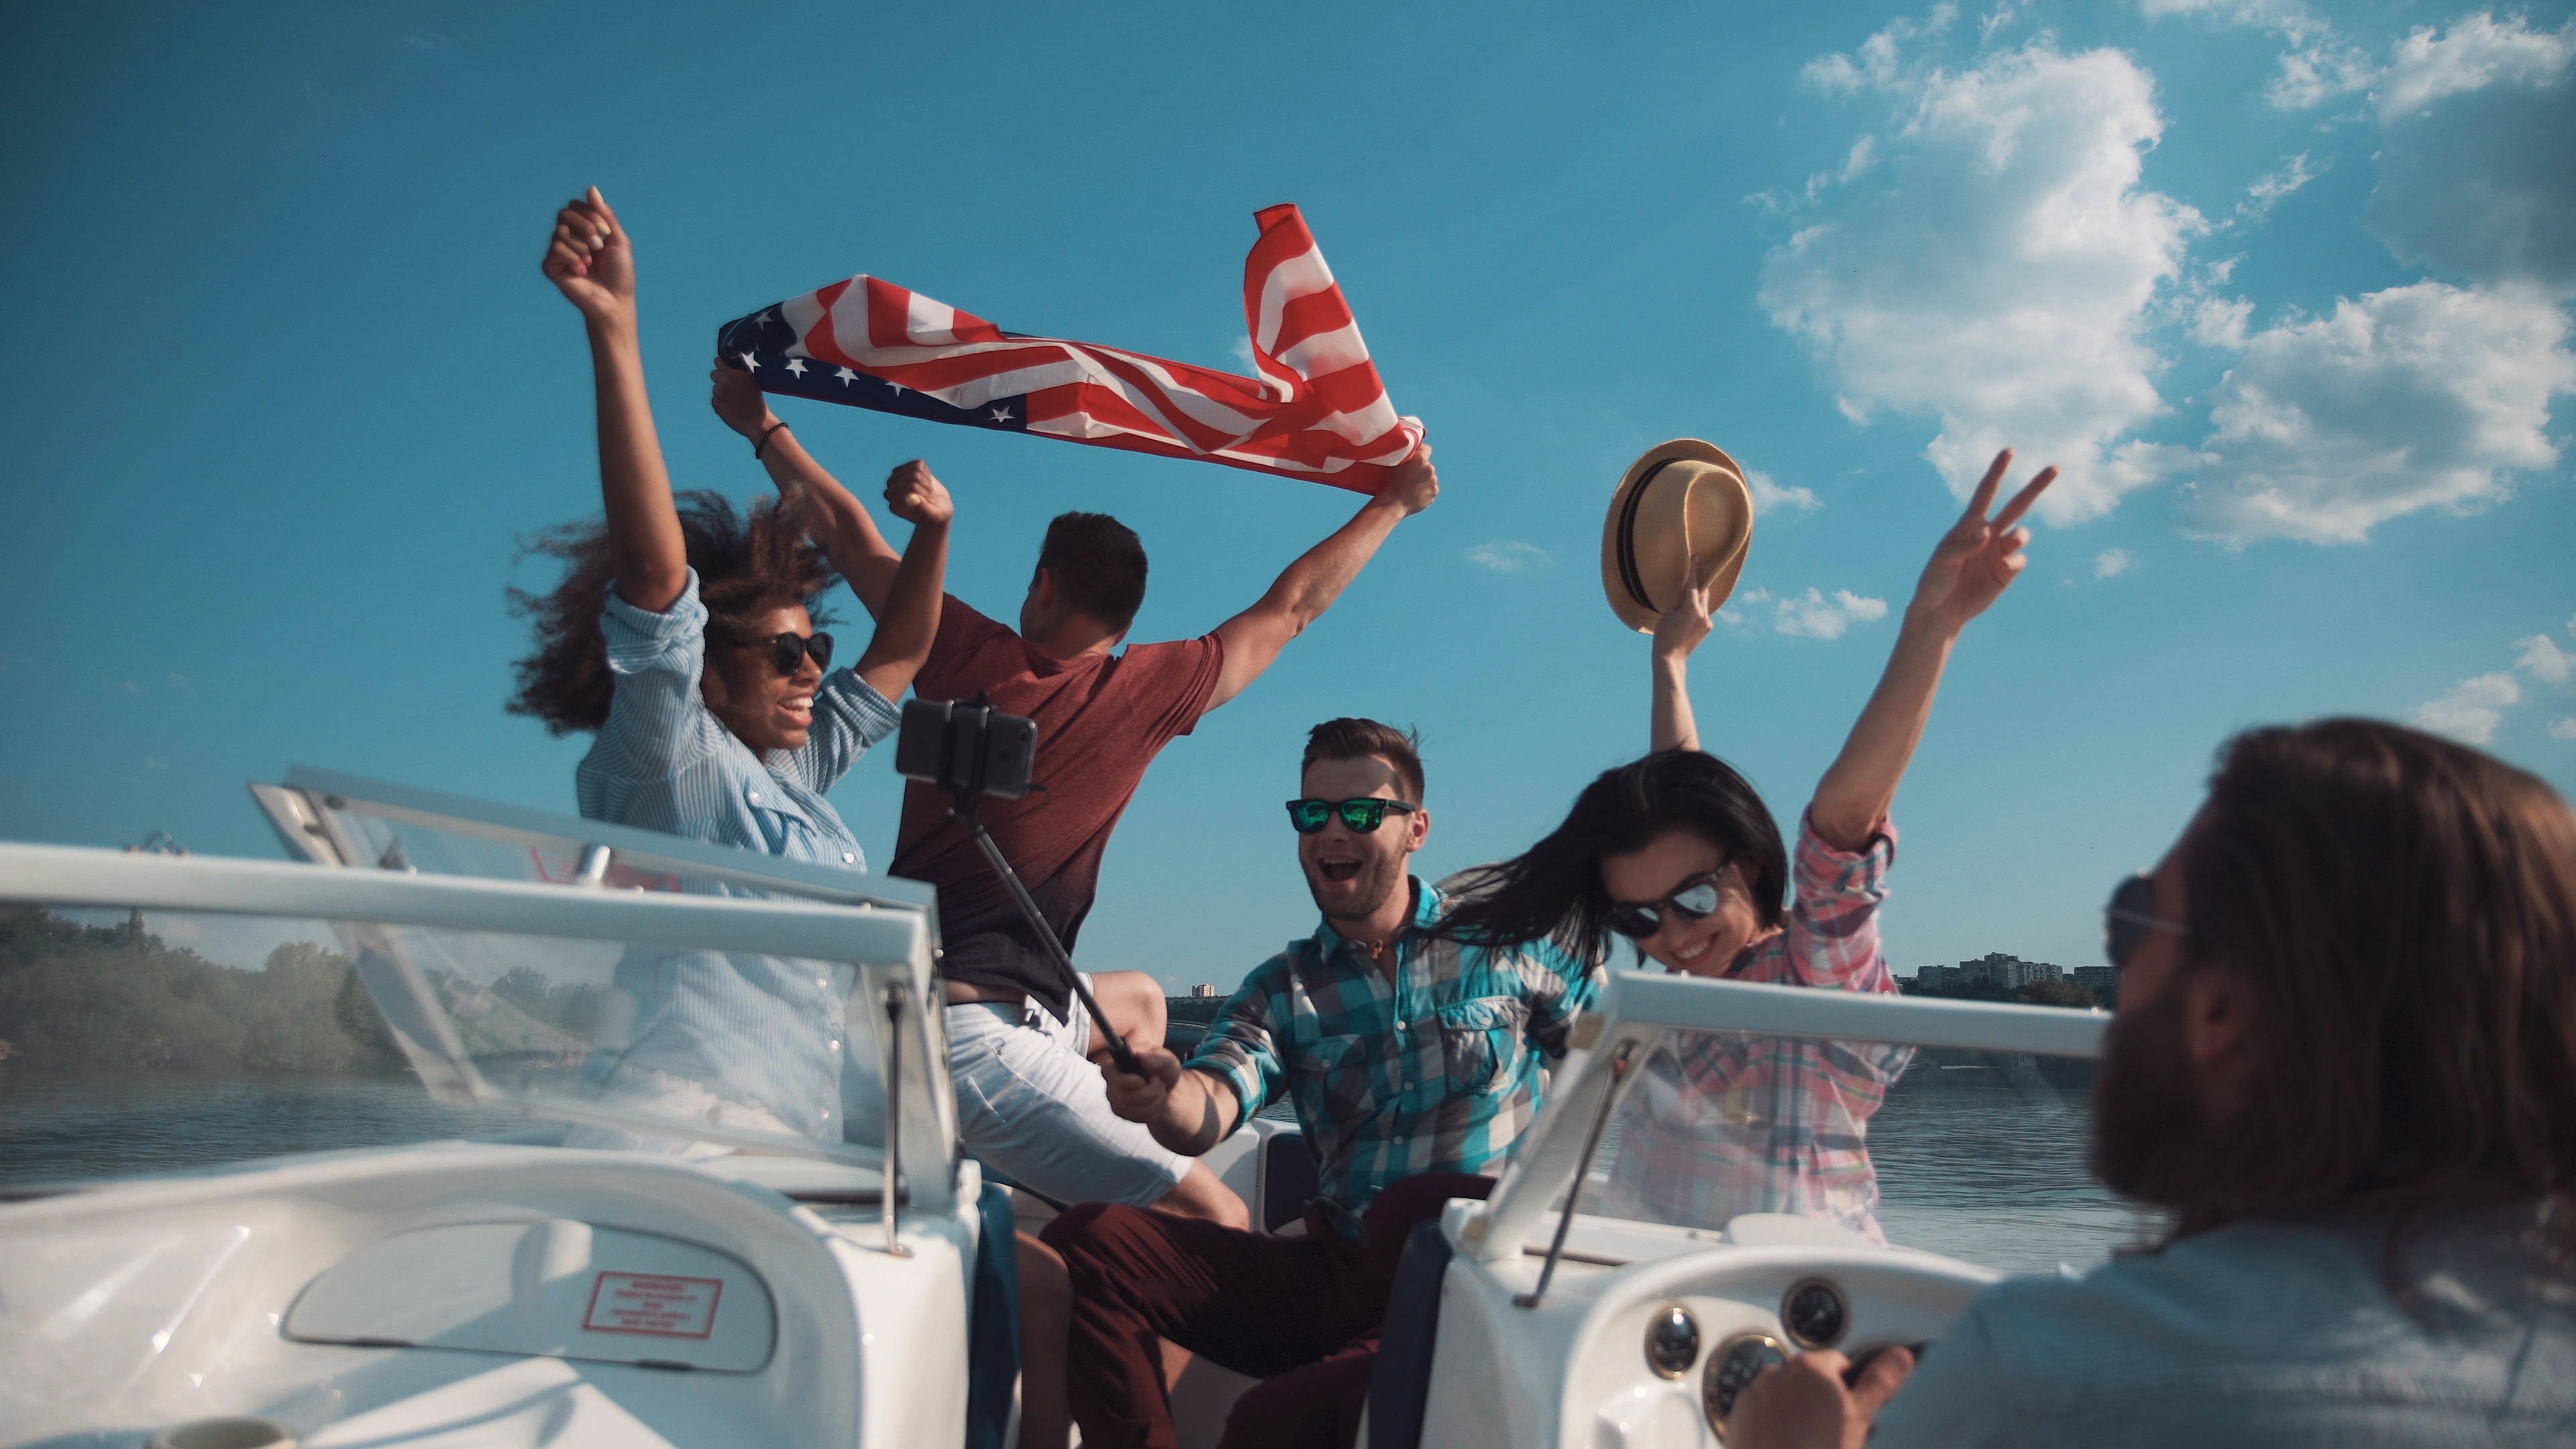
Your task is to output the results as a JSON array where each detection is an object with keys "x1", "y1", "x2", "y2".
[
  {"x1": 1809, "y1": 449, "x2": 2056, "y2": 851},
  {"x1": 543, "y1": 189, "x2": 684, "y2": 612},
  {"x1": 850, "y1": 466, "x2": 953, "y2": 701},
  {"x1": 1650, "y1": 555, "x2": 1720, "y2": 753},
  {"x1": 710, "y1": 366, "x2": 905, "y2": 616},
  {"x1": 1208, "y1": 444, "x2": 1440, "y2": 709}
]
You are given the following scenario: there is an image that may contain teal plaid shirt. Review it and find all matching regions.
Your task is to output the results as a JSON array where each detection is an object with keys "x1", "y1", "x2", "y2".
[{"x1": 1186, "y1": 878, "x2": 1598, "y2": 1210}]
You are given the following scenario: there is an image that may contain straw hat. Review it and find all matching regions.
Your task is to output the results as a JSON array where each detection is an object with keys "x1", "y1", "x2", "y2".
[{"x1": 1599, "y1": 439, "x2": 1756, "y2": 633}]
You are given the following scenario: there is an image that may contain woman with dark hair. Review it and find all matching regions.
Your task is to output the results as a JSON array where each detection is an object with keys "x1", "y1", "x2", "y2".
[
  {"x1": 516, "y1": 189, "x2": 951, "y2": 1150},
  {"x1": 1443, "y1": 450, "x2": 2055, "y2": 1238}
]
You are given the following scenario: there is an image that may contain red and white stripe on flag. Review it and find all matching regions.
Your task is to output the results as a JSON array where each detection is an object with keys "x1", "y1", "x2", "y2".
[{"x1": 765, "y1": 205, "x2": 1423, "y2": 494}]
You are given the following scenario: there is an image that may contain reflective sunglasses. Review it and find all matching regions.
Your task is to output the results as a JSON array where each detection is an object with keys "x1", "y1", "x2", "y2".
[
  {"x1": 1285, "y1": 797, "x2": 1419, "y2": 835},
  {"x1": 1606, "y1": 869, "x2": 1728, "y2": 941},
  {"x1": 2104, "y1": 871, "x2": 2188, "y2": 969},
  {"x1": 727, "y1": 631, "x2": 835, "y2": 676}
]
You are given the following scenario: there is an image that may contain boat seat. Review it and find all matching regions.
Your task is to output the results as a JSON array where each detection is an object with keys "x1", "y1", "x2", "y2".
[{"x1": 1362, "y1": 1220, "x2": 1451, "y2": 1449}]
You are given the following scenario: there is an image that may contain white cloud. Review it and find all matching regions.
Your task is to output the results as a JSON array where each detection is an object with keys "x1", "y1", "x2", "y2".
[
  {"x1": 1467, "y1": 540, "x2": 1550, "y2": 573},
  {"x1": 2093, "y1": 547, "x2": 2133, "y2": 578},
  {"x1": 1747, "y1": 470, "x2": 1822, "y2": 512},
  {"x1": 2377, "y1": 13, "x2": 2576, "y2": 120},
  {"x1": 145, "y1": 758, "x2": 170, "y2": 770},
  {"x1": 2413, "y1": 669, "x2": 2521, "y2": 745},
  {"x1": 1771, "y1": 587, "x2": 1891, "y2": 639},
  {"x1": 1760, "y1": 31, "x2": 2203, "y2": 524},
  {"x1": 1229, "y1": 335, "x2": 1258, "y2": 370},
  {"x1": 2182, "y1": 280, "x2": 2576, "y2": 543},
  {"x1": 103, "y1": 677, "x2": 142, "y2": 695},
  {"x1": 2367, "y1": 16, "x2": 2576, "y2": 299},
  {"x1": 166, "y1": 672, "x2": 193, "y2": 692},
  {"x1": 2518, "y1": 628, "x2": 2576, "y2": 686},
  {"x1": 2134, "y1": 0, "x2": 2373, "y2": 109},
  {"x1": 2551, "y1": 717, "x2": 2576, "y2": 740},
  {"x1": 2237, "y1": 152, "x2": 2322, "y2": 224}
]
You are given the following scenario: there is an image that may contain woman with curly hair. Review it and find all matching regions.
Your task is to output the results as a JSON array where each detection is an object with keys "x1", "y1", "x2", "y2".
[
  {"x1": 517, "y1": 188, "x2": 951, "y2": 1151},
  {"x1": 1440, "y1": 449, "x2": 2055, "y2": 1241}
]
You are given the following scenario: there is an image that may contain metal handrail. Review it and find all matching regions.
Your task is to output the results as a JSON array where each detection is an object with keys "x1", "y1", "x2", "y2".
[
  {"x1": 270, "y1": 766, "x2": 936, "y2": 912},
  {"x1": 0, "y1": 843, "x2": 923, "y2": 963}
]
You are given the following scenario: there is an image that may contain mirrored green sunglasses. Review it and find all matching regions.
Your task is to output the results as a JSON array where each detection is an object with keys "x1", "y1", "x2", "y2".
[{"x1": 1285, "y1": 797, "x2": 1419, "y2": 835}]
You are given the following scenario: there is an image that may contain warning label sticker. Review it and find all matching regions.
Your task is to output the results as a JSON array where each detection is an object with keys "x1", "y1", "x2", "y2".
[{"x1": 582, "y1": 1272, "x2": 724, "y2": 1339}]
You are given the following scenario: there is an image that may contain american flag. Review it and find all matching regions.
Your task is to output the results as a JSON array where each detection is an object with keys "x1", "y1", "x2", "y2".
[{"x1": 714, "y1": 204, "x2": 1423, "y2": 494}]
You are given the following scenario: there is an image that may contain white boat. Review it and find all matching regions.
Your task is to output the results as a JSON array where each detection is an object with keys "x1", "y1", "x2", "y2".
[{"x1": 0, "y1": 771, "x2": 2115, "y2": 1448}]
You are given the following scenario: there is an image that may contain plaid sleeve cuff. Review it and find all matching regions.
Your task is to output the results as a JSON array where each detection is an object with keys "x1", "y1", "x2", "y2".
[
  {"x1": 1184, "y1": 1041, "x2": 1267, "y2": 1136},
  {"x1": 1792, "y1": 807, "x2": 1896, "y2": 905}
]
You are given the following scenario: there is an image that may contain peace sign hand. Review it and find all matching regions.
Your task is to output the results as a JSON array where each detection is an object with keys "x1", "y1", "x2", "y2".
[{"x1": 1909, "y1": 449, "x2": 2056, "y2": 633}]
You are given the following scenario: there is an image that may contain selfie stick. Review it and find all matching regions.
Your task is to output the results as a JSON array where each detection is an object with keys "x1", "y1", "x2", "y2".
[{"x1": 945, "y1": 795, "x2": 1146, "y2": 1079}]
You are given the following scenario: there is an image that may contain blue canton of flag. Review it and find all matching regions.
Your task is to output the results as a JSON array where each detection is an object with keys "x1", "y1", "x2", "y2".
[{"x1": 717, "y1": 309, "x2": 1030, "y2": 434}]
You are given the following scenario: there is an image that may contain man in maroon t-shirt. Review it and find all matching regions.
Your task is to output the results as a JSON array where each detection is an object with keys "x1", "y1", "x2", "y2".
[{"x1": 714, "y1": 371, "x2": 1438, "y2": 1224}]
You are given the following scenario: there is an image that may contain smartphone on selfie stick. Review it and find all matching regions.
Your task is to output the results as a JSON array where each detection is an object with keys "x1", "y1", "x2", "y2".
[{"x1": 894, "y1": 696, "x2": 1145, "y2": 1078}]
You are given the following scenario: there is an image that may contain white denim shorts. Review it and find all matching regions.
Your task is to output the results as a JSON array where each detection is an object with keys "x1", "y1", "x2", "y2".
[{"x1": 946, "y1": 974, "x2": 1192, "y2": 1208}]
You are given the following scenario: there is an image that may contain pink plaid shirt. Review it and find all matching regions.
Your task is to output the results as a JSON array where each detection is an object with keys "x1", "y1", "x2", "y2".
[{"x1": 1597, "y1": 811, "x2": 1913, "y2": 1242}]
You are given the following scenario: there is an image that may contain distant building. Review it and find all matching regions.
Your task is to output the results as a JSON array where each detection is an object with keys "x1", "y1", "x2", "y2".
[
  {"x1": 2070, "y1": 965, "x2": 2118, "y2": 1002},
  {"x1": 1190, "y1": 983, "x2": 1220, "y2": 998},
  {"x1": 1922, "y1": 953, "x2": 2065, "y2": 991}
]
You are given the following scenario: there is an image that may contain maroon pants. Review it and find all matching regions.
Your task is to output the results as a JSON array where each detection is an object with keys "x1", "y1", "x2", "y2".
[{"x1": 1040, "y1": 1172, "x2": 1493, "y2": 1449}]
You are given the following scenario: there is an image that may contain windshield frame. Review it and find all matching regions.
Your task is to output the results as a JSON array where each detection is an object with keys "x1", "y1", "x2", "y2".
[{"x1": 1461, "y1": 969, "x2": 2108, "y2": 1267}]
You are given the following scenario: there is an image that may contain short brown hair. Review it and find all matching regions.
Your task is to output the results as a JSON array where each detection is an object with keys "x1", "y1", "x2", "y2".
[
  {"x1": 1302, "y1": 718, "x2": 1426, "y2": 804},
  {"x1": 1036, "y1": 512, "x2": 1148, "y2": 634},
  {"x1": 2149, "y1": 718, "x2": 2576, "y2": 1236}
]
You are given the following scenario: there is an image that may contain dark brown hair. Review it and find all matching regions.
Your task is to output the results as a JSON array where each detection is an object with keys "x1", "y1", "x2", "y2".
[
  {"x1": 506, "y1": 491, "x2": 838, "y2": 736},
  {"x1": 1303, "y1": 718, "x2": 1427, "y2": 807},
  {"x1": 1433, "y1": 750, "x2": 1788, "y2": 969},
  {"x1": 1036, "y1": 511, "x2": 1147, "y2": 634},
  {"x1": 2143, "y1": 718, "x2": 2576, "y2": 1236}
]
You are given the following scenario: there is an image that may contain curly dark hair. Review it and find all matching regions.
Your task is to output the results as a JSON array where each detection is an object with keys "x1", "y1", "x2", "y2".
[{"x1": 506, "y1": 491, "x2": 840, "y2": 736}]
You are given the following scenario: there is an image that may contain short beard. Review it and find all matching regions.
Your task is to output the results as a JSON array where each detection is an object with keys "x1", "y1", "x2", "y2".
[
  {"x1": 2089, "y1": 982, "x2": 2217, "y2": 1208},
  {"x1": 1305, "y1": 854, "x2": 1406, "y2": 925}
]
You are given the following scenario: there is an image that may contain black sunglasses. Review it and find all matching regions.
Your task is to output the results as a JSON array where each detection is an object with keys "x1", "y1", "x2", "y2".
[
  {"x1": 1607, "y1": 869, "x2": 1728, "y2": 941},
  {"x1": 727, "y1": 631, "x2": 835, "y2": 676},
  {"x1": 1285, "y1": 797, "x2": 1419, "y2": 835},
  {"x1": 2104, "y1": 871, "x2": 2187, "y2": 969}
]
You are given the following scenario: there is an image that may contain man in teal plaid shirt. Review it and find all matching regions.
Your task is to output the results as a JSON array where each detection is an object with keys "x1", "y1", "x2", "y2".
[{"x1": 1042, "y1": 717, "x2": 1597, "y2": 1449}]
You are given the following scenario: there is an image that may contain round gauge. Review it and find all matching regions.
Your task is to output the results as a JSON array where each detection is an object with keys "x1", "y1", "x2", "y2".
[
  {"x1": 1643, "y1": 1303, "x2": 1701, "y2": 1379},
  {"x1": 1701, "y1": 1332, "x2": 1786, "y2": 1436},
  {"x1": 1779, "y1": 1278, "x2": 1847, "y2": 1350}
]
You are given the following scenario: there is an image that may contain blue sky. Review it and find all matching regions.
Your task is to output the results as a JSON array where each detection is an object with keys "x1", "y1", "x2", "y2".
[{"x1": 3, "y1": 0, "x2": 2571, "y2": 987}]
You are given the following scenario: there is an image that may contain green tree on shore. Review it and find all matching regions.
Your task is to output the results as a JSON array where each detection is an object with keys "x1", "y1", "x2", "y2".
[{"x1": 0, "y1": 908, "x2": 406, "y2": 1077}]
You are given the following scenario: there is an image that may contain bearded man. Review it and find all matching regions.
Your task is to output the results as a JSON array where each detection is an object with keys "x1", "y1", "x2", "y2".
[
  {"x1": 1038, "y1": 716, "x2": 1597, "y2": 1449},
  {"x1": 1731, "y1": 717, "x2": 2576, "y2": 1448}
]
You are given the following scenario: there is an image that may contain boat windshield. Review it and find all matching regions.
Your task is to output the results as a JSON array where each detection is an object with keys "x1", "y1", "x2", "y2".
[
  {"x1": 1466, "y1": 973, "x2": 2150, "y2": 1273},
  {"x1": 4, "y1": 817, "x2": 945, "y2": 1191},
  {"x1": 1574, "y1": 1024, "x2": 2143, "y2": 1269}
]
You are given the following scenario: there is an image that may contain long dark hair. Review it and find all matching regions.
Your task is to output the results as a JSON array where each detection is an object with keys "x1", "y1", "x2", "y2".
[
  {"x1": 1437, "y1": 750, "x2": 1788, "y2": 969},
  {"x1": 2141, "y1": 718, "x2": 2576, "y2": 1243},
  {"x1": 506, "y1": 491, "x2": 838, "y2": 736}
]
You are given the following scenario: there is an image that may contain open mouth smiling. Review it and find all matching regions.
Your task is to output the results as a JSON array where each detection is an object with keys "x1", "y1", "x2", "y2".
[{"x1": 1316, "y1": 857, "x2": 1362, "y2": 884}]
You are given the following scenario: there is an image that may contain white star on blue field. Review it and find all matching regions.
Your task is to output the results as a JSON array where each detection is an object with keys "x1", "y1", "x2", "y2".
[{"x1": 1, "y1": 0, "x2": 2569, "y2": 983}]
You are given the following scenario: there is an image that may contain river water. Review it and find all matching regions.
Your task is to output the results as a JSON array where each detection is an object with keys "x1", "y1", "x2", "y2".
[{"x1": 0, "y1": 1070, "x2": 2154, "y2": 1274}]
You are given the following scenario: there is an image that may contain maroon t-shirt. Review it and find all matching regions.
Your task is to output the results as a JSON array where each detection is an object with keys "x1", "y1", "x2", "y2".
[{"x1": 890, "y1": 595, "x2": 1224, "y2": 1014}]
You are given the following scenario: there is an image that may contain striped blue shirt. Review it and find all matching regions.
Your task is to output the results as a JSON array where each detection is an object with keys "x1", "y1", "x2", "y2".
[
  {"x1": 575, "y1": 572, "x2": 900, "y2": 1144},
  {"x1": 1187, "y1": 879, "x2": 1598, "y2": 1210}
]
